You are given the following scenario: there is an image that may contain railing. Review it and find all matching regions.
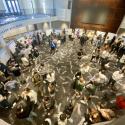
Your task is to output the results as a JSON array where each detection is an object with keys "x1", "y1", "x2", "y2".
[
  {"x1": 0, "y1": 8, "x2": 71, "y2": 26},
  {"x1": 0, "y1": 8, "x2": 56, "y2": 17}
]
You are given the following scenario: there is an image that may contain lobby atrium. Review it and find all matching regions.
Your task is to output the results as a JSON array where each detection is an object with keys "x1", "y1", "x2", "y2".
[{"x1": 0, "y1": 0, "x2": 125, "y2": 125}]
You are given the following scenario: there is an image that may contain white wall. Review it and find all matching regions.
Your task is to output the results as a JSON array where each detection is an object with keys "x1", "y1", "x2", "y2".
[
  {"x1": 117, "y1": 15, "x2": 125, "y2": 36},
  {"x1": 43, "y1": 22, "x2": 50, "y2": 31},
  {"x1": 120, "y1": 16, "x2": 125, "y2": 29},
  {"x1": 0, "y1": 0, "x2": 5, "y2": 11},
  {"x1": 54, "y1": 0, "x2": 71, "y2": 21},
  {"x1": 26, "y1": 25, "x2": 35, "y2": 31},
  {"x1": 54, "y1": 0, "x2": 68, "y2": 9},
  {"x1": 18, "y1": 0, "x2": 54, "y2": 14},
  {"x1": 34, "y1": 0, "x2": 53, "y2": 9},
  {"x1": 18, "y1": 0, "x2": 34, "y2": 14},
  {"x1": 36, "y1": 21, "x2": 69, "y2": 30},
  {"x1": 36, "y1": 22, "x2": 50, "y2": 31},
  {"x1": 52, "y1": 21, "x2": 69, "y2": 29}
]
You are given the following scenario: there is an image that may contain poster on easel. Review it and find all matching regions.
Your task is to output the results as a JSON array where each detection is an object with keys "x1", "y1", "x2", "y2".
[
  {"x1": 7, "y1": 40, "x2": 16, "y2": 54},
  {"x1": 46, "y1": 29, "x2": 53, "y2": 36}
]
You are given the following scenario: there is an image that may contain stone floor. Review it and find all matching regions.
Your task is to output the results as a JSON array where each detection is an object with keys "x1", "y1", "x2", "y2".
[{"x1": 1, "y1": 38, "x2": 125, "y2": 125}]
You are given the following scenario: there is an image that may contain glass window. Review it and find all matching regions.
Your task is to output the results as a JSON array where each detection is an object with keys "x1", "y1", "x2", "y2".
[
  {"x1": 15, "y1": 0, "x2": 20, "y2": 12},
  {"x1": 8, "y1": 0, "x2": 14, "y2": 13},
  {"x1": 12, "y1": 1, "x2": 17, "y2": 12},
  {"x1": 4, "y1": 0, "x2": 20, "y2": 13},
  {"x1": 43, "y1": 0, "x2": 46, "y2": 14},
  {"x1": 2, "y1": 0, "x2": 9, "y2": 13}
]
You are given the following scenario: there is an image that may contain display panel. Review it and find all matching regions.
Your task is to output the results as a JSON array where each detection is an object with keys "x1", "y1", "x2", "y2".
[{"x1": 81, "y1": 5, "x2": 109, "y2": 25}]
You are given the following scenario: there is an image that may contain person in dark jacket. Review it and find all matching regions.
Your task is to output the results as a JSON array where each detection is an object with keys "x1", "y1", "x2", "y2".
[
  {"x1": 32, "y1": 34, "x2": 37, "y2": 48},
  {"x1": 37, "y1": 32, "x2": 40, "y2": 45},
  {"x1": 80, "y1": 33, "x2": 88, "y2": 46},
  {"x1": 77, "y1": 49, "x2": 84, "y2": 60},
  {"x1": 14, "y1": 96, "x2": 33, "y2": 119},
  {"x1": 0, "y1": 62, "x2": 11, "y2": 77}
]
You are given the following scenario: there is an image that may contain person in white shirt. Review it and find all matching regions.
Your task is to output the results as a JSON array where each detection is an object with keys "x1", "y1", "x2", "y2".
[
  {"x1": 21, "y1": 88, "x2": 37, "y2": 104},
  {"x1": 99, "y1": 46, "x2": 111, "y2": 70},
  {"x1": 80, "y1": 63, "x2": 92, "y2": 74},
  {"x1": 56, "y1": 38, "x2": 61, "y2": 48},
  {"x1": 109, "y1": 69, "x2": 125, "y2": 86},
  {"x1": 71, "y1": 32, "x2": 75, "y2": 41},
  {"x1": 109, "y1": 67, "x2": 125, "y2": 87},
  {"x1": 46, "y1": 71, "x2": 55, "y2": 83},
  {"x1": 90, "y1": 71, "x2": 109, "y2": 85},
  {"x1": 21, "y1": 55, "x2": 30, "y2": 67},
  {"x1": 100, "y1": 50, "x2": 110, "y2": 59},
  {"x1": 39, "y1": 32, "x2": 43, "y2": 44}
]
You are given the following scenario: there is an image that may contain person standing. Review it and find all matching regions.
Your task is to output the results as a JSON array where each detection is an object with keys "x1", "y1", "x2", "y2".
[
  {"x1": 37, "y1": 32, "x2": 40, "y2": 45},
  {"x1": 50, "y1": 39, "x2": 56, "y2": 54},
  {"x1": 39, "y1": 32, "x2": 43, "y2": 44},
  {"x1": 56, "y1": 38, "x2": 61, "y2": 50},
  {"x1": 0, "y1": 62, "x2": 11, "y2": 77},
  {"x1": 61, "y1": 31, "x2": 66, "y2": 44},
  {"x1": 109, "y1": 69, "x2": 125, "y2": 87},
  {"x1": 80, "y1": 33, "x2": 88, "y2": 46},
  {"x1": 32, "y1": 34, "x2": 37, "y2": 48}
]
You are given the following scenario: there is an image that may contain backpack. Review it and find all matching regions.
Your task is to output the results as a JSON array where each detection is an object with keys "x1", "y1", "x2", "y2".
[{"x1": 51, "y1": 42, "x2": 56, "y2": 48}]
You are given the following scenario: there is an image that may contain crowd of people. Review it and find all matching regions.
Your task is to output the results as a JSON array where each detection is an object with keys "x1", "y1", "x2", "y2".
[
  {"x1": 0, "y1": 29, "x2": 73, "y2": 125},
  {"x1": 0, "y1": 28, "x2": 125, "y2": 125},
  {"x1": 73, "y1": 33, "x2": 125, "y2": 124}
]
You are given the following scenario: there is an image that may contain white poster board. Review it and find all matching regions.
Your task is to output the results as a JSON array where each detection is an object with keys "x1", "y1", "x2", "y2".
[
  {"x1": 7, "y1": 40, "x2": 16, "y2": 54},
  {"x1": 46, "y1": 29, "x2": 53, "y2": 36},
  {"x1": 0, "y1": 48, "x2": 10, "y2": 64}
]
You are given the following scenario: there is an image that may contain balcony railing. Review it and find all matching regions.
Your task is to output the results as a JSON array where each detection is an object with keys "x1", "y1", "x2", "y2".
[
  {"x1": 0, "y1": 8, "x2": 71, "y2": 26},
  {"x1": 0, "y1": 8, "x2": 56, "y2": 26}
]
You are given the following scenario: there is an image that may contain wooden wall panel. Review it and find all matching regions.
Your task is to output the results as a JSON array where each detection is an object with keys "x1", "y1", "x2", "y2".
[{"x1": 71, "y1": 0, "x2": 125, "y2": 33}]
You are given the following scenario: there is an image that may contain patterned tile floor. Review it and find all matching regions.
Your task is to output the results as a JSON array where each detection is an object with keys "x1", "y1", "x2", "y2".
[{"x1": 1, "y1": 38, "x2": 125, "y2": 125}]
